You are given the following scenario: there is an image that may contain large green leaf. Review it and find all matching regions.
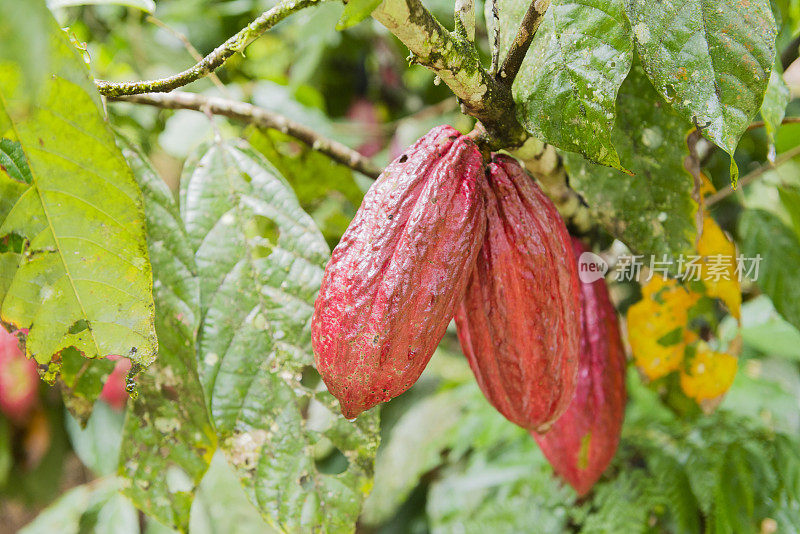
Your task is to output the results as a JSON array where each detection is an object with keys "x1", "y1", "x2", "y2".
[
  {"x1": 117, "y1": 142, "x2": 216, "y2": 533},
  {"x1": 562, "y1": 63, "x2": 697, "y2": 257},
  {"x1": 247, "y1": 127, "x2": 362, "y2": 248},
  {"x1": 512, "y1": 0, "x2": 634, "y2": 169},
  {"x1": 626, "y1": 0, "x2": 777, "y2": 184},
  {"x1": 738, "y1": 209, "x2": 800, "y2": 332},
  {"x1": 0, "y1": 0, "x2": 157, "y2": 415},
  {"x1": 180, "y1": 139, "x2": 379, "y2": 533}
]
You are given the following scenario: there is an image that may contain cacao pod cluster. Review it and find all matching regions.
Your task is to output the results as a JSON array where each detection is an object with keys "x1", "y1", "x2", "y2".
[{"x1": 312, "y1": 126, "x2": 627, "y2": 495}]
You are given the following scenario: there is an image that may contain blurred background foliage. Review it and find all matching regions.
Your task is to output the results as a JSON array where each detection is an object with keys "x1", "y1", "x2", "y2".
[{"x1": 1, "y1": 0, "x2": 800, "y2": 532}]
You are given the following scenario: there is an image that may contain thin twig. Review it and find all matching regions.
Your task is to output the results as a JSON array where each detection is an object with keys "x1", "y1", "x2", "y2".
[
  {"x1": 96, "y1": 0, "x2": 323, "y2": 97},
  {"x1": 497, "y1": 0, "x2": 549, "y2": 84},
  {"x1": 706, "y1": 144, "x2": 800, "y2": 206},
  {"x1": 146, "y1": 15, "x2": 227, "y2": 94},
  {"x1": 109, "y1": 92, "x2": 383, "y2": 179},
  {"x1": 746, "y1": 116, "x2": 800, "y2": 131}
]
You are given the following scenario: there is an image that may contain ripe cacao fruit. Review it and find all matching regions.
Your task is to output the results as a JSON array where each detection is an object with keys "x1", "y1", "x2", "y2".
[
  {"x1": 533, "y1": 237, "x2": 627, "y2": 496},
  {"x1": 312, "y1": 126, "x2": 486, "y2": 419},
  {"x1": 455, "y1": 155, "x2": 581, "y2": 432}
]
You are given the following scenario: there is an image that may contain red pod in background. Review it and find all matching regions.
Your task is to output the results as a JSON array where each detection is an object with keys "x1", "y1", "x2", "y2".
[
  {"x1": 100, "y1": 355, "x2": 132, "y2": 410},
  {"x1": 533, "y1": 237, "x2": 627, "y2": 496},
  {"x1": 0, "y1": 327, "x2": 39, "y2": 424},
  {"x1": 455, "y1": 155, "x2": 581, "y2": 432},
  {"x1": 312, "y1": 126, "x2": 486, "y2": 419}
]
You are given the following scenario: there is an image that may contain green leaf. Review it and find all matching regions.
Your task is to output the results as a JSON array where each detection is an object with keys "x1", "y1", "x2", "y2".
[
  {"x1": 180, "y1": 139, "x2": 379, "y2": 533},
  {"x1": 18, "y1": 477, "x2": 123, "y2": 534},
  {"x1": 562, "y1": 62, "x2": 697, "y2": 257},
  {"x1": 761, "y1": 68, "x2": 791, "y2": 160},
  {"x1": 737, "y1": 295, "x2": 800, "y2": 361},
  {"x1": 738, "y1": 209, "x2": 800, "y2": 332},
  {"x1": 190, "y1": 452, "x2": 277, "y2": 533},
  {"x1": 512, "y1": 0, "x2": 634, "y2": 169},
  {"x1": 779, "y1": 186, "x2": 800, "y2": 242},
  {"x1": 0, "y1": 1, "x2": 157, "y2": 414},
  {"x1": 361, "y1": 388, "x2": 470, "y2": 525},
  {"x1": 117, "y1": 141, "x2": 216, "y2": 533},
  {"x1": 47, "y1": 0, "x2": 156, "y2": 12},
  {"x1": 711, "y1": 444, "x2": 755, "y2": 533},
  {"x1": 626, "y1": 0, "x2": 777, "y2": 185},
  {"x1": 336, "y1": 0, "x2": 381, "y2": 29},
  {"x1": 0, "y1": 0, "x2": 51, "y2": 100},
  {"x1": 65, "y1": 401, "x2": 125, "y2": 476}
]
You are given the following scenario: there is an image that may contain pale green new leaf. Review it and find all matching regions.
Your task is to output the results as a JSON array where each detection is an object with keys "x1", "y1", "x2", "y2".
[
  {"x1": 512, "y1": 0, "x2": 634, "y2": 169},
  {"x1": 117, "y1": 141, "x2": 216, "y2": 533},
  {"x1": 738, "y1": 209, "x2": 800, "y2": 333},
  {"x1": 626, "y1": 0, "x2": 777, "y2": 185},
  {"x1": 562, "y1": 63, "x2": 697, "y2": 257},
  {"x1": 0, "y1": 1, "x2": 157, "y2": 413},
  {"x1": 180, "y1": 139, "x2": 379, "y2": 533},
  {"x1": 47, "y1": 0, "x2": 156, "y2": 12},
  {"x1": 19, "y1": 477, "x2": 125, "y2": 534},
  {"x1": 761, "y1": 68, "x2": 791, "y2": 160}
]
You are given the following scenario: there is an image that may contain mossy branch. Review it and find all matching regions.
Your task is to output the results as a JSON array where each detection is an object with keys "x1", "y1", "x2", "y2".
[
  {"x1": 95, "y1": 0, "x2": 324, "y2": 97},
  {"x1": 372, "y1": 0, "x2": 527, "y2": 149}
]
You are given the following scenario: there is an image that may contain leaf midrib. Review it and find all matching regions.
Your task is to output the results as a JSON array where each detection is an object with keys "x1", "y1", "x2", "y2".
[{"x1": 0, "y1": 86, "x2": 102, "y2": 358}]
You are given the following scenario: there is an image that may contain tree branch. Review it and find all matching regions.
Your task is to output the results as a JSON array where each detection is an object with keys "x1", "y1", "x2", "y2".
[
  {"x1": 371, "y1": 0, "x2": 528, "y2": 149},
  {"x1": 497, "y1": 0, "x2": 549, "y2": 84},
  {"x1": 96, "y1": 0, "x2": 324, "y2": 97},
  {"x1": 705, "y1": 143, "x2": 800, "y2": 206},
  {"x1": 109, "y1": 92, "x2": 383, "y2": 179}
]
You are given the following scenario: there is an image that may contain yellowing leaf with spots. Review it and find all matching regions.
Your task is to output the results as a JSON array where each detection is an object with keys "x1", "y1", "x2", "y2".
[
  {"x1": 0, "y1": 1, "x2": 156, "y2": 419},
  {"x1": 698, "y1": 216, "x2": 741, "y2": 319},
  {"x1": 627, "y1": 274, "x2": 700, "y2": 380},
  {"x1": 680, "y1": 344, "x2": 738, "y2": 403}
]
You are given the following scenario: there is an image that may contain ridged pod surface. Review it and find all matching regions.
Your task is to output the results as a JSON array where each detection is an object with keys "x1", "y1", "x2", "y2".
[
  {"x1": 312, "y1": 126, "x2": 486, "y2": 418},
  {"x1": 533, "y1": 237, "x2": 627, "y2": 496},
  {"x1": 455, "y1": 155, "x2": 581, "y2": 431}
]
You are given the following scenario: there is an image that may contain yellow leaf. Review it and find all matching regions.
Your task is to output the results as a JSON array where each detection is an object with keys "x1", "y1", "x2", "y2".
[
  {"x1": 697, "y1": 215, "x2": 741, "y2": 319},
  {"x1": 627, "y1": 275, "x2": 701, "y2": 380},
  {"x1": 679, "y1": 345, "x2": 738, "y2": 402}
]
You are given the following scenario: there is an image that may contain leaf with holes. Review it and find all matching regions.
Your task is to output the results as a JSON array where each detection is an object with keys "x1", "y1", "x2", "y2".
[
  {"x1": 247, "y1": 127, "x2": 363, "y2": 247},
  {"x1": 0, "y1": 1, "x2": 156, "y2": 416},
  {"x1": 180, "y1": 139, "x2": 379, "y2": 533},
  {"x1": 512, "y1": 0, "x2": 634, "y2": 169},
  {"x1": 563, "y1": 63, "x2": 697, "y2": 257},
  {"x1": 116, "y1": 141, "x2": 216, "y2": 533},
  {"x1": 626, "y1": 0, "x2": 777, "y2": 185}
]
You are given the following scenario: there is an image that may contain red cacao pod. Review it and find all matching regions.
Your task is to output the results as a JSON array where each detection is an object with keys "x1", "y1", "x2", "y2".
[
  {"x1": 533, "y1": 237, "x2": 627, "y2": 496},
  {"x1": 312, "y1": 126, "x2": 486, "y2": 419},
  {"x1": 454, "y1": 155, "x2": 581, "y2": 432},
  {"x1": 0, "y1": 328, "x2": 38, "y2": 423}
]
